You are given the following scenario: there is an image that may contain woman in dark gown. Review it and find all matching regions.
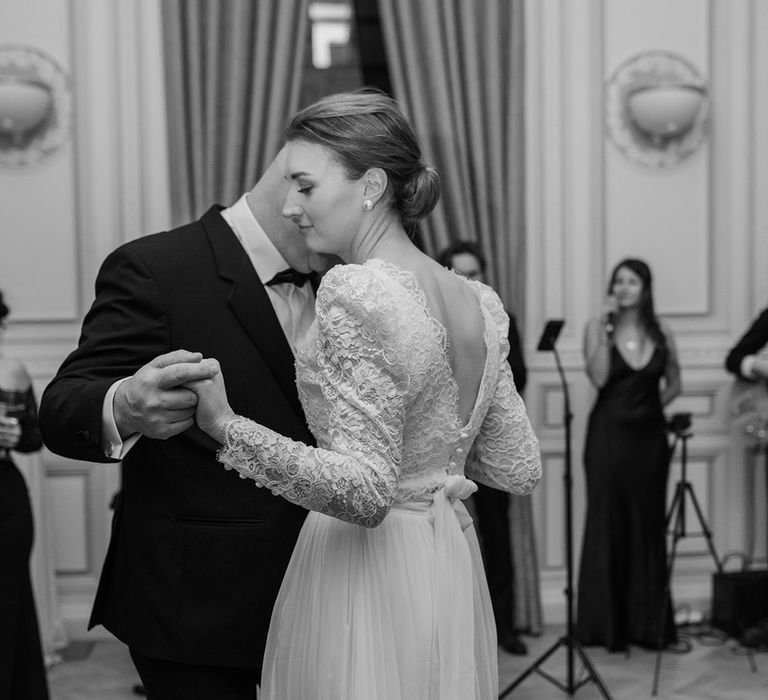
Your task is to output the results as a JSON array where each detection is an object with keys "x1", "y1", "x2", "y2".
[
  {"x1": 0, "y1": 291, "x2": 50, "y2": 700},
  {"x1": 576, "y1": 259, "x2": 681, "y2": 652}
]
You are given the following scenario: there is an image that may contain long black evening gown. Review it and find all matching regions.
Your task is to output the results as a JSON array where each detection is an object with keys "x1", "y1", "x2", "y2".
[
  {"x1": 0, "y1": 387, "x2": 50, "y2": 700},
  {"x1": 576, "y1": 344, "x2": 676, "y2": 651}
]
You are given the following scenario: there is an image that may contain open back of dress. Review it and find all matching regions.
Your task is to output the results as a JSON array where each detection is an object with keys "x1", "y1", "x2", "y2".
[{"x1": 217, "y1": 258, "x2": 542, "y2": 699}]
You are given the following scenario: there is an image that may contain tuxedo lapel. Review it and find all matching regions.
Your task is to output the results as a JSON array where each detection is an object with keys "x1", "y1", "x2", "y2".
[
  {"x1": 202, "y1": 207, "x2": 303, "y2": 417},
  {"x1": 229, "y1": 260, "x2": 303, "y2": 413}
]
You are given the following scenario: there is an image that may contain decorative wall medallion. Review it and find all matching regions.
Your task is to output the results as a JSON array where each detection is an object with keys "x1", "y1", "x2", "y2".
[
  {"x1": 0, "y1": 44, "x2": 72, "y2": 169},
  {"x1": 605, "y1": 51, "x2": 708, "y2": 169}
]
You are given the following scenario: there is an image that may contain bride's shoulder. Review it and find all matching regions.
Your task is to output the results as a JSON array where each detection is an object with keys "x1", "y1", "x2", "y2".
[
  {"x1": 317, "y1": 260, "x2": 413, "y2": 309},
  {"x1": 314, "y1": 262, "x2": 421, "y2": 352},
  {"x1": 463, "y1": 278, "x2": 507, "y2": 329}
]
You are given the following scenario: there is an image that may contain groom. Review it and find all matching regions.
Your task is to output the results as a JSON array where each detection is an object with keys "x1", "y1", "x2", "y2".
[{"x1": 39, "y1": 148, "x2": 334, "y2": 699}]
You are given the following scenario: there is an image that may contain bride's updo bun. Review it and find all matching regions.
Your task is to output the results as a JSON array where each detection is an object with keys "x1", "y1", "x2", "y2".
[
  {"x1": 286, "y1": 89, "x2": 441, "y2": 225},
  {"x1": 400, "y1": 166, "x2": 440, "y2": 223}
]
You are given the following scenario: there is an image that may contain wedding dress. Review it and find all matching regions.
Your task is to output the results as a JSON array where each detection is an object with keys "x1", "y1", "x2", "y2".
[{"x1": 217, "y1": 259, "x2": 541, "y2": 699}]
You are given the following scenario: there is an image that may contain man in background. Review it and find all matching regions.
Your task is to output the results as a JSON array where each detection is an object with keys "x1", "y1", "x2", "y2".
[
  {"x1": 725, "y1": 306, "x2": 768, "y2": 649},
  {"x1": 437, "y1": 241, "x2": 530, "y2": 655}
]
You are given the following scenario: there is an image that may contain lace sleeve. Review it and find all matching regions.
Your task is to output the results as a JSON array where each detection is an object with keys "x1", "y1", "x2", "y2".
[
  {"x1": 217, "y1": 266, "x2": 410, "y2": 528},
  {"x1": 465, "y1": 290, "x2": 541, "y2": 494}
]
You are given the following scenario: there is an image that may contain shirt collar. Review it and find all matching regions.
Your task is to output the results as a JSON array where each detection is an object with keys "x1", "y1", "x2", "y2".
[{"x1": 221, "y1": 194, "x2": 289, "y2": 285}]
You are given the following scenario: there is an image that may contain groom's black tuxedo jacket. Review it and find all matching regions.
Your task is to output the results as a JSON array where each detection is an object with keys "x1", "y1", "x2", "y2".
[{"x1": 39, "y1": 207, "x2": 313, "y2": 668}]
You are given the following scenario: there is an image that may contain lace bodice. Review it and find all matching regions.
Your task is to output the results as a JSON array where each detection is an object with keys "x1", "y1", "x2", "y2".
[{"x1": 218, "y1": 259, "x2": 541, "y2": 527}]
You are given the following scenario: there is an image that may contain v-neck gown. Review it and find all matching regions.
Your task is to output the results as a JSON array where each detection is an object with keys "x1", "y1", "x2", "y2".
[
  {"x1": 576, "y1": 344, "x2": 676, "y2": 651},
  {"x1": 213, "y1": 260, "x2": 541, "y2": 699}
]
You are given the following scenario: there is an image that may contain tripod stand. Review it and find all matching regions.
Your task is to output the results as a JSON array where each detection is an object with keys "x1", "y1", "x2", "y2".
[
  {"x1": 500, "y1": 320, "x2": 613, "y2": 699},
  {"x1": 651, "y1": 419, "x2": 722, "y2": 696}
]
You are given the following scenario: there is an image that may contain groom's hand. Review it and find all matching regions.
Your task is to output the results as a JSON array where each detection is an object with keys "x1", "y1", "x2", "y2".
[{"x1": 114, "y1": 350, "x2": 219, "y2": 440}]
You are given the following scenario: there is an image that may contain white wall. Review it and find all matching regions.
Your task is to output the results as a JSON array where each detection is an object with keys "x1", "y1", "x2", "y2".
[
  {"x1": 525, "y1": 0, "x2": 768, "y2": 621},
  {"x1": 0, "y1": 0, "x2": 171, "y2": 639}
]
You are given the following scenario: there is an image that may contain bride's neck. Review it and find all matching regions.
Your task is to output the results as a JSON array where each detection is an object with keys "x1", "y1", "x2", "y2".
[{"x1": 348, "y1": 217, "x2": 414, "y2": 265}]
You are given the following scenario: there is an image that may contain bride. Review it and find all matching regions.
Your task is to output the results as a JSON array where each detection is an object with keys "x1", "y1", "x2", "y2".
[{"x1": 187, "y1": 89, "x2": 541, "y2": 699}]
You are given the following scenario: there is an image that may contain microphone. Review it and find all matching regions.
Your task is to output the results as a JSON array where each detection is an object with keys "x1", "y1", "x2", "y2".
[{"x1": 603, "y1": 295, "x2": 617, "y2": 338}]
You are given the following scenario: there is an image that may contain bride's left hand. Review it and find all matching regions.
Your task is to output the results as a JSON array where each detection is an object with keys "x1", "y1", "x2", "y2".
[{"x1": 184, "y1": 359, "x2": 236, "y2": 444}]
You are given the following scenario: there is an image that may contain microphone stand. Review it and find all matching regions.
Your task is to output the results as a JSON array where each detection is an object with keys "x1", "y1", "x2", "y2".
[{"x1": 499, "y1": 320, "x2": 613, "y2": 699}]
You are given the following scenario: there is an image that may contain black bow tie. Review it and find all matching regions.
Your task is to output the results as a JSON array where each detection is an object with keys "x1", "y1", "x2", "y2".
[{"x1": 266, "y1": 268, "x2": 316, "y2": 288}]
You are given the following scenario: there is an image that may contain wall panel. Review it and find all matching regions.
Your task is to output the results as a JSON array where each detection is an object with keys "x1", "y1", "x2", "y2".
[
  {"x1": 0, "y1": 0, "x2": 79, "y2": 321},
  {"x1": 48, "y1": 472, "x2": 90, "y2": 573},
  {"x1": 604, "y1": 0, "x2": 710, "y2": 316}
]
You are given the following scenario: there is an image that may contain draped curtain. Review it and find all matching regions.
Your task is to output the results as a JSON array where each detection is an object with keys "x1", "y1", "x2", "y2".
[
  {"x1": 161, "y1": 0, "x2": 310, "y2": 224},
  {"x1": 377, "y1": 0, "x2": 526, "y2": 316},
  {"x1": 378, "y1": 0, "x2": 541, "y2": 634}
]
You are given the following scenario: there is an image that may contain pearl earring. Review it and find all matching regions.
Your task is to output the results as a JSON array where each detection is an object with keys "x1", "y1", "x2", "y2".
[{"x1": 362, "y1": 199, "x2": 374, "y2": 211}]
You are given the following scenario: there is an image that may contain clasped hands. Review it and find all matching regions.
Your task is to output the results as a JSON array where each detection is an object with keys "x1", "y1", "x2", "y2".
[{"x1": 113, "y1": 349, "x2": 235, "y2": 444}]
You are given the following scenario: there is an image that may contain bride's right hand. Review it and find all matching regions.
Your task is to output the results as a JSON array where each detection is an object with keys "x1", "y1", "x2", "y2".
[{"x1": 184, "y1": 359, "x2": 237, "y2": 444}]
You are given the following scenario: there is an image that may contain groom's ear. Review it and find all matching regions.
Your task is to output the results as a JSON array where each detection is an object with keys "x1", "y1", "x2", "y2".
[{"x1": 363, "y1": 168, "x2": 388, "y2": 204}]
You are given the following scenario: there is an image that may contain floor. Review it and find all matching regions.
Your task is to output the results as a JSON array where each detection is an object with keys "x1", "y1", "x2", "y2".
[
  {"x1": 47, "y1": 624, "x2": 768, "y2": 700},
  {"x1": 498, "y1": 625, "x2": 768, "y2": 699}
]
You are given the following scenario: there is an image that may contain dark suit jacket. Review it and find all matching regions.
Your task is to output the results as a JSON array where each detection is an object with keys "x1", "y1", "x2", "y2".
[
  {"x1": 725, "y1": 308, "x2": 768, "y2": 379},
  {"x1": 39, "y1": 207, "x2": 312, "y2": 668}
]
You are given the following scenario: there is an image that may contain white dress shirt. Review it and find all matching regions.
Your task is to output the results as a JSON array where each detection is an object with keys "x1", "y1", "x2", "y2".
[
  {"x1": 222, "y1": 194, "x2": 316, "y2": 354},
  {"x1": 101, "y1": 194, "x2": 316, "y2": 459}
]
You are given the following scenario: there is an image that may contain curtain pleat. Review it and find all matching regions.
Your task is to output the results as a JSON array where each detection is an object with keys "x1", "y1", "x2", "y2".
[
  {"x1": 378, "y1": 0, "x2": 540, "y2": 634},
  {"x1": 377, "y1": 0, "x2": 525, "y2": 316},
  {"x1": 161, "y1": 0, "x2": 310, "y2": 224}
]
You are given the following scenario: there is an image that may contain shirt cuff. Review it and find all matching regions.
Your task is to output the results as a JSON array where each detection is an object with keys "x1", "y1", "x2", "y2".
[
  {"x1": 741, "y1": 355, "x2": 758, "y2": 380},
  {"x1": 102, "y1": 378, "x2": 140, "y2": 459}
]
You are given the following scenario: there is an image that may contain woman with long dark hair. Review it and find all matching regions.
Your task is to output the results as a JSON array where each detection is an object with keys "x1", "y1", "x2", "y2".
[{"x1": 576, "y1": 258, "x2": 681, "y2": 651}]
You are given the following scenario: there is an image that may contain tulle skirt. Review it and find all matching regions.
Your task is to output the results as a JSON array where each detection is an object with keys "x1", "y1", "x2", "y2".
[{"x1": 260, "y1": 488, "x2": 498, "y2": 699}]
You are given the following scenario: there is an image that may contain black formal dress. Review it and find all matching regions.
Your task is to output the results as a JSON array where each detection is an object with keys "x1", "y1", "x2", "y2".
[
  {"x1": 0, "y1": 387, "x2": 49, "y2": 700},
  {"x1": 576, "y1": 344, "x2": 676, "y2": 651}
]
